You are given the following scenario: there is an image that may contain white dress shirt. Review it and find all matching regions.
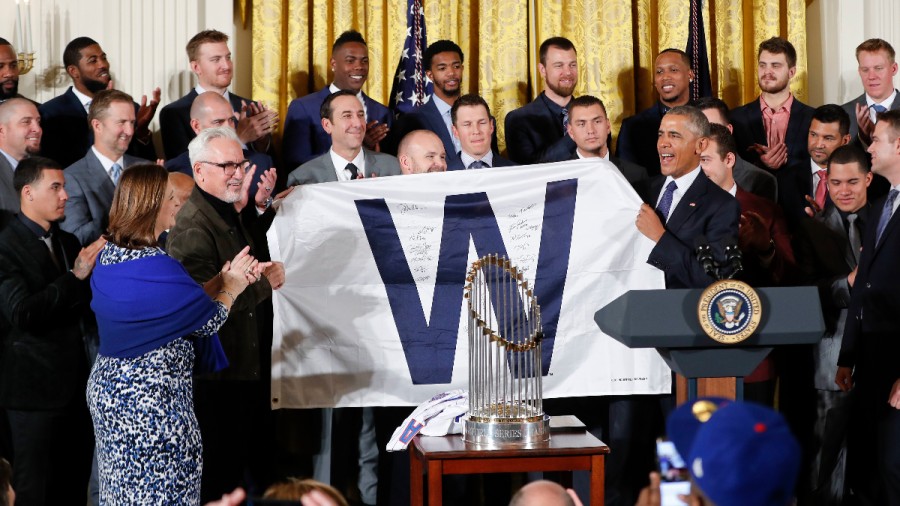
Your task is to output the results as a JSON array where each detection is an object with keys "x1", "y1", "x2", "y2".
[{"x1": 329, "y1": 148, "x2": 366, "y2": 181}]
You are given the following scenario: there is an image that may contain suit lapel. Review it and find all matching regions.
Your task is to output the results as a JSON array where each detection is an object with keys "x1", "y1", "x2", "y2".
[
  {"x1": 748, "y1": 98, "x2": 767, "y2": 145},
  {"x1": 890, "y1": 90, "x2": 900, "y2": 111},
  {"x1": 784, "y1": 98, "x2": 807, "y2": 151},
  {"x1": 665, "y1": 171, "x2": 709, "y2": 233},
  {"x1": 0, "y1": 156, "x2": 16, "y2": 211},
  {"x1": 873, "y1": 203, "x2": 900, "y2": 257},
  {"x1": 319, "y1": 155, "x2": 338, "y2": 182},
  {"x1": 823, "y1": 206, "x2": 856, "y2": 268},
  {"x1": 85, "y1": 150, "x2": 116, "y2": 205},
  {"x1": 9, "y1": 219, "x2": 60, "y2": 282}
]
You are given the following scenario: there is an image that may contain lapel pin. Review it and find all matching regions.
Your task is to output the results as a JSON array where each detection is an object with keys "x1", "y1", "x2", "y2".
[{"x1": 689, "y1": 202, "x2": 696, "y2": 207}]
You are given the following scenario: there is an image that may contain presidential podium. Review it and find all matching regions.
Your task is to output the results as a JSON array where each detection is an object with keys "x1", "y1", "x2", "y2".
[{"x1": 594, "y1": 286, "x2": 825, "y2": 401}]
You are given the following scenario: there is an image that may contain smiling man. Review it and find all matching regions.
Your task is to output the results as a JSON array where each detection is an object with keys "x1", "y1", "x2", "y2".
[
  {"x1": 842, "y1": 39, "x2": 900, "y2": 147},
  {"x1": 283, "y1": 30, "x2": 393, "y2": 170},
  {"x1": 730, "y1": 37, "x2": 815, "y2": 172},
  {"x1": 160, "y1": 30, "x2": 277, "y2": 159},
  {"x1": 505, "y1": 36, "x2": 578, "y2": 164},
  {"x1": 61, "y1": 89, "x2": 150, "y2": 246},
  {"x1": 617, "y1": 49, "x2": 694, "y2": 177},
  {"x1": 39, "y1": 37, "x2": 159, "y2": 167},
  {"x1": 0, "y1": 98, "x2": 42, "y2": 216}
]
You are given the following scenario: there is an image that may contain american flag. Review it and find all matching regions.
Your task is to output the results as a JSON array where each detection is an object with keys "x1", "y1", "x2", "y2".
[
  {"x1": 686, "y1": 0, "x2": 712, "y2": 101},
  {"x1": 388, "y1": 0, "x2": 432, "y2": 118}
]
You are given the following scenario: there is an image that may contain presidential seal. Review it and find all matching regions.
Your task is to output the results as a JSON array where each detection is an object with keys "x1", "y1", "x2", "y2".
[{"x1": 697, "y1": 280, "x2": 762, "y2": 344}]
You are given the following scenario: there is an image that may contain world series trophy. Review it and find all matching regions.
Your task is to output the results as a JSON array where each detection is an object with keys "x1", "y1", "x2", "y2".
[{"x1": 462, "y1": 254, "x2": 550, "y2": 448}]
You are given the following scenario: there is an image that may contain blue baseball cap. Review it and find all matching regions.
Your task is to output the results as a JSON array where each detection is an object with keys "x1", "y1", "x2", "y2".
[
  {"x1": 665, "y1": 397, "x2": 732, "y2": 459},
  {"x1": 686, "y1": 402, "x2": 801, "y2": 506}
]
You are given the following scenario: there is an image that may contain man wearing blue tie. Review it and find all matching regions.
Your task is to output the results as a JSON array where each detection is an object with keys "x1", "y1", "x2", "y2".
[
  {"x1": 837, "y1": 109, "x2": 900, "y2": 506},
  {"x1": 451, "y1": 94, "x2": 515, "y2": 169}
]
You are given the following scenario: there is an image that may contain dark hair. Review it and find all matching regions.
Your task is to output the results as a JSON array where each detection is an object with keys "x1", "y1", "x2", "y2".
[
  {"x1": 707, "y1": 123, "x2": 738, "y2": 160},
  {"x1": 694, "y1": 97, "x2": 730, "y2": 120},
  {"x1": 0, "y1": 37, "x2": 10, "y2": 47},
  {"x1": 0, "y1": 458, "x2": 10, "y2": 506},
  {"x1": 13, "y1": 156, "x2": 62, "y2": 194},
  {"x1": 88, "y1": 89, "x2": 134, "y2": 124},
  {"x1": 856, "y1": 38, "x2": 895, "y2": 63},
  {"x1": 63, "y1": 36, "x2": 100, "y2": 68},
  {"x1": 332, "y1": 30, "x2": 366, "y2": 53},
  {"x1": 658, "y1": 48, "x2": 692, "y2": 67},
  {"x1": 424, "y1": 40, "x2": 463, "y2": 71},
  {"x1": 450, "y1": 94, "x2": 491, "y2": 125},
  {"x1": 320, "y1": 90, "x2": 359, "y2": 121},
  {"x1": 567, "y1": 94, "x2": 607, "y2": 116},
  {"x1": 827, "y1": 145, "x2": 871, "y2": 174},
  {"x1": 186, "y1": 29, "x2": 229, "y2": 62},
  {"x1": 107, "y1": 164, "x2": 168, "y2": 249},
  {"x1": 666, "y1": 105, "x2": 711, "y2": 137},
  {"x1": 539, "y1": 37, "x2": 576, "y2": 65},
  {"x1": 812, "y1": 104, "x2": 851, "y2": 136},
  {"x1": 876, "y1": 109, "x2": 900, "y2": 138},
  {"x1": 758, "y1": 37, "x2": 797, "y2": 68},
  {"x1": 263, "y1": 478, "x2": 349, "y2": 506}
]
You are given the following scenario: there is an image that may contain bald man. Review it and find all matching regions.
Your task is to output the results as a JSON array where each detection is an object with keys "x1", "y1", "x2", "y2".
[
  {"x1": 398, "y1": 130, "x2": 448, "y2": 174},
  {"x1": 0, "y1": 98, "x2": 42, "y2": 215},
  {"x1": 509, "y1": 480, "x2": 581, "y2": 506}
]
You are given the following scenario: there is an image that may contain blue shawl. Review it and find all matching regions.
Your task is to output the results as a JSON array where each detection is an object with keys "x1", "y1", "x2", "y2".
[{"x1": 91, "y1": 253, "x2": 228, "y2": 373}]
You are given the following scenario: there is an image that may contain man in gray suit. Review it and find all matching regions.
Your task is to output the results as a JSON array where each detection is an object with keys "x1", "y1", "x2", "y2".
[
  {"x1": 286, "y1": 90, "x2": 400, "y2": 186},
  {"x1": 842, "y1": 38, "x2": 900, "y2": 147},
  {"x1": 62, "y1": 89, "x2": 149, "y2": 245},
  {"x1": 0, "y1": 98, "x2": 41, "y2": 217},
  {"x1": 696, "y1": 97, "x2": 778, "y2": 202}
]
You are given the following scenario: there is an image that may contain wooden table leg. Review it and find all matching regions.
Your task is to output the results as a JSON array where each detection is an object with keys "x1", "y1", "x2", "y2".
[
  {"x1": 590, "y1": 454, "x2": 605, "y2": 506},
  {"x1": 427, "y1": 460, "x2": 443, "y2": 506},
  {"x1": 410, "y1": 448, "x2": 424, "y2": 506}
]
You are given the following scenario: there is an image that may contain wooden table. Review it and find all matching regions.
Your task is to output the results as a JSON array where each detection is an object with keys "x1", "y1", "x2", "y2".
[{"x1": 409, "y1": 430, "x2": 610, "y2": 506}]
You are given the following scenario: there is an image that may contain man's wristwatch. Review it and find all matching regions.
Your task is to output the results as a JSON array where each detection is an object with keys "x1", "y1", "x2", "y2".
[{"x1": 257, "y1": 196, "x2": 274, "y2": 211}]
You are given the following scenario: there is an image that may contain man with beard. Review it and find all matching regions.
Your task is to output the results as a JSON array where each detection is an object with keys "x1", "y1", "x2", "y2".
[
  {"x1": 38, "y1": 37, "x2": 159, "y2": 167},
  {"x1": 0, "y1": 38, "x2": 35, "y2": 105},
  {"x1": 0, "y1": 98, "x2": 41, "y2": 217},
  {"x1": 159, "y1": 30, "x2": 277, "y2": 159},
  {"x1": 283, "y1": 30, "x2": 393, "y2": 171},
  {"x1": 617, "y1": 49, "x2": 694, "y2": 177},
  {"x1": 730, "y1": 37, "x2": 814, "y2": 172},
  {"x1": 61, "y1": 90, "x2": 151, "y2": 246},
  {"x1": 398, "y1": 129, "x2": 448, "y2": 174},
  {"x1": 505, "y1": 37, "x2": 578, "y2": 164}
]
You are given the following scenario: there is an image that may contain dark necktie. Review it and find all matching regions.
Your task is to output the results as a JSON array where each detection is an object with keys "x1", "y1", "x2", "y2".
[
  {"x1": 468, "y1": 160, "x2": 487, "y2": 169},
  {"x1": 346, "y1": 163, "x2": 360, "y2": 180},
  {"x1": 562, "y1": 108, "x2": 569, "y2": 135},
  {"x1": 656, "y1": 181, "x2": 678, "y2": 221},
  {"x1": 846, "y1": 213, "x2": 861, "y2": 263},
  {"x1": 41, "y1": 233, "x2": 61, "y2": 271},
  {"x1": 876, "y1": 189, "x2": 899, "y2": 246}
]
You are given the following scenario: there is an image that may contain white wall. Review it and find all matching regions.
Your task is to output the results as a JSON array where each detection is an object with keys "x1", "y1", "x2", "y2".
[
  {"x1": 2, "y1": 0, "x2": 239, "y2": 135},
  {"x1": 807, "y1": 0, "x2": 900, "y2": 106}
]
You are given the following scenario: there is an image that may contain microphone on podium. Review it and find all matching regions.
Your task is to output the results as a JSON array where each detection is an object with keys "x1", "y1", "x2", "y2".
[
  {"x1": 723, "y1": 237, "x2": 744, "y2": 279},
  {"x1": 694, "y1": 235, "x2": 717, "y2": 280}
]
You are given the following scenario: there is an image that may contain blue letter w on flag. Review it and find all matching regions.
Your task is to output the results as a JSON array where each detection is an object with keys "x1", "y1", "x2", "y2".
[{"x1": 355, "y1": 179, "x2": 577, "y2": 385}]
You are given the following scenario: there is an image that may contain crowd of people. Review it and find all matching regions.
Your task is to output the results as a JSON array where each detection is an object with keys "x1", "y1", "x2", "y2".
[{"x1": 0, "y1": 22, "x2": 898, "y2": 506}]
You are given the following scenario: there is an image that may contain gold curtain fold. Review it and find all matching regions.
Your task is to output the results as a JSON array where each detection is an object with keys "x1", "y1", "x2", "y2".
[{"x1": 251, "y1": 0, "x2": 806, "y2": 154}]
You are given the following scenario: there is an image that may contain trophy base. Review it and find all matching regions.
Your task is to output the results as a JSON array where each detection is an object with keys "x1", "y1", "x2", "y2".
[{"x1": 462, "y1": 414, "x2": 551, "y2": 448}]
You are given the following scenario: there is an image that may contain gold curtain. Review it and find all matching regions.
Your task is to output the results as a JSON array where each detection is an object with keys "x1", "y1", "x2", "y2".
[{"x1": 251, "y1": 0, "x2": 807, "y2": 154}]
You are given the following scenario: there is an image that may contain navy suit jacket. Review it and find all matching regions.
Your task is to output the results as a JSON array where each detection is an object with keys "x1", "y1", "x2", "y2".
[
  {"x1": 164, "y1": 148, "x2": 273, "y2": 195},
  {"x1": 646, "y1": 170, "x2": 741, "y2": 288},
  {"x1": 159, "y1": 89, "x2": 251, "y2": 159},
  {"x1": 729, "y1": 96, "x2": 814, "y2": 171},
  {"x1": 282, "y1": 87, "x2": 393, "y2": 171},
  {"x1": 838, "y1": 191, "x2": 900, "y2": 410},
  {"x1": 616, "y1": 101, "x2": 668, "y2": 177},
  {"x1": 38, "y1": 87, "x2": 157, "y2": 167},
  {"x1": 504, "y1": 92, "x2": 576, "y2": 165}
]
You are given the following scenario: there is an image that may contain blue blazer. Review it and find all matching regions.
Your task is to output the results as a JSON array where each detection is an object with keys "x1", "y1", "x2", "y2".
[
  {"x1": 646, "y1": 170, "x2": 741, "y2": 288},
  {"x1": 39, "y1": 87, "x2": 157, "y2": 167},
  {"x1": 616, "y1": 101, "x2": 668, "y2": 178},
  {"x1": 504, "y1": 92, "x2": 576, "y2": 165},
  {"x1": 729, "y1": 96, "x2": 814, "y2": 171},
  {"x1": 159, "y1": 89, "x2": 251, "y2": 159},
  {"x1": 164, "y1": 149, "x2": 273, "y2": 194},
  {"x1": 282, "y1": 87, "x2": 393, "y2": 171}
]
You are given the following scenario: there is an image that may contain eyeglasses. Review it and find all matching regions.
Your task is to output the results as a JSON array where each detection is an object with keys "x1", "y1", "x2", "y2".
[{"x1": 198, "y1": 159, "x2": 251, "y2": 176}]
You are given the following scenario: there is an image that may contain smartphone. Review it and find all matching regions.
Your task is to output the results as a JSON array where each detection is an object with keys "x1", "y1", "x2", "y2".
[{"x1": 656, "y1": 438, "x2": 691, "y2": 506}]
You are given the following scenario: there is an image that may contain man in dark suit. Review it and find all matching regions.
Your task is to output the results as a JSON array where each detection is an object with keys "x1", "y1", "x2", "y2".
[
  {"x1": 836, "y1": 110, "x2": 900, "y2": 506},
  {"x1": 450, "y1": 93, "x2": 514, "y2": 169},
  {"x1": 554, "y1": 95, "x2": 648, "y2": 199},
  {"x1": 778, "y1": 105, "x2": 851, "y2": 225},
  {"x1": 729, "y1": 37, "x2": 814, "y2": 172},
  {"x1": 0, "y1": 156, "x2": 105, "y2": 505},
  {"x1": 282, "y1": 30, "x2": 393, "y2": 171},
  {"x1": 164, "y1": 91, "x2": 274, "y2": 199},
  {"x1": 288, "y1": 91, "x2": 401, "y2": 185},
  {"x1": 61, "y1": 90, "x2": 150, "y2": 245},
  {"x1": 504, "y1": 37, "x2": 578, "y2": 164},
  {"x1": 617, "y1": 48, "x2": 694, "y2": 177},
  {"x1": 792, "y1": 145, "x2": 872, "y2": 505},
  {"x1": 0, "y1": 98, "x2": 41, "y2": 216},
  {"x1": 696, "y1": 96, "x2": 778, "y2": 202},
  {"x1": 636, "y1": 106, "x2": 740, "y2": 289},
  {"x1": 159, "y1": 29, "x2": 277, "y2": 160},
  {"x1": 0, "y1": 38, "x2": 36, "y2": 105},
  {"x1": 166, "y1": 127, "x2": 283, "y2": 501},
  {"x1": 842, "y1": 39, "x2": 899, "y2": 148},
  {"x1": 38, "y1": 37, "x2": 158, "y2": 167}
]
